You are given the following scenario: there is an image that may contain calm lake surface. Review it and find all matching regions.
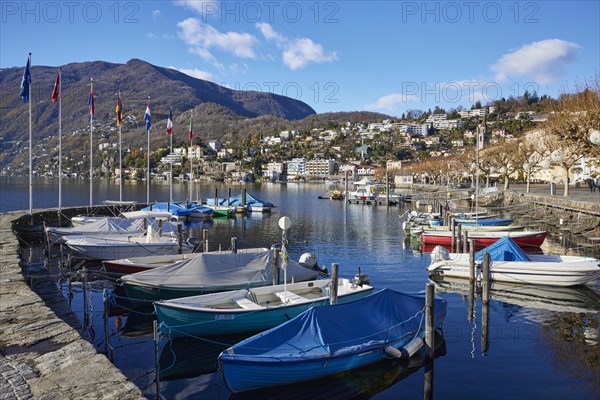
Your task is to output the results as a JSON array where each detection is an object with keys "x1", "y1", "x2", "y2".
[{"x1": 5, "y1": 177, "x2": 600, "y2": 399}]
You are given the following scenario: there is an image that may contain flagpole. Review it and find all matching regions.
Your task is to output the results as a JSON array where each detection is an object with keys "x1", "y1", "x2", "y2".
[
  {"x1": 146, "y1": 96, "x2": 150, "y2": 205},
  {"x1": 189, "y1": 111, "x2": 193, "y2": 203},
  {"x1": 169, "y1": 121, "x2": 173, "y2": 204},
  {"x1": 28, "y1": 53, "x2": 32, "y2": 216},
  {"x1": 89, "y1": 78, "x2": 93, "y2": 207},
  {"x1": 58, "y1": 68, "x2": 62, "y2": 211},
  {"x1": 118, "y1": 91, "x2": 122, "y2": 202}
]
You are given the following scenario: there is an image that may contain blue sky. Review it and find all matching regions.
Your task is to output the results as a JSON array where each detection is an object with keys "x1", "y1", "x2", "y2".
[{"x1": 1, "y1": 1, "x2": 598, "y2": 116}]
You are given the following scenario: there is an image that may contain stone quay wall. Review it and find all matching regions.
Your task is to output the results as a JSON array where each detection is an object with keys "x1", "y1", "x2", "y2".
[{"x1": 0, "y1": 209, "x2": 144, "y2": 400}]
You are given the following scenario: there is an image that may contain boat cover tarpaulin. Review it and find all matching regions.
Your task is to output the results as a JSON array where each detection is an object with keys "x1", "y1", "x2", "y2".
[
  {"x1": 475, "y1": 236, "x2": 530, "y2": 262},
  {"x1": 221, "y1": 289, "x2": 447, "y2": 362},
  {"x1": 47, "y1": 218, "x2": 149, "y2": 244},
  {"x1": 120, "y1": 248, "x2": 316, "y2": 290}
]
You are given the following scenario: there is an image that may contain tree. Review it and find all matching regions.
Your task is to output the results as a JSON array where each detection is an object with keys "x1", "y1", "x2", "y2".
[{"x1": 543, "y1": 75, "x2": 600, "y2": 157}]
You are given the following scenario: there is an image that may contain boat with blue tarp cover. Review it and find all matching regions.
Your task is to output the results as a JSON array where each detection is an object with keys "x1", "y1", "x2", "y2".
[
  {"x1": 142, "y1": 202, "x2": 213, "y2": 221},
  {"x1": 205, "y1": 192, "x2": 275, "y2": 212},
  {"x1": 428, "y1": 236, "x2": 600, "y2": 286},
  {"x1": 218, "y1": 288, "x2": 447, "y2": 393}
]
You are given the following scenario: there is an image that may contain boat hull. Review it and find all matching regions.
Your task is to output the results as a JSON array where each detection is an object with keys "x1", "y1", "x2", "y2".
[
  {"x1": 422, "y1": 231, "x2": 547, "y2": 248},
  {"x1": 428, "y1": 254, "x2": 600, "y2": 287},
  {"x1": 154, "y1": 283, "x2": 373, "y2": 336}
]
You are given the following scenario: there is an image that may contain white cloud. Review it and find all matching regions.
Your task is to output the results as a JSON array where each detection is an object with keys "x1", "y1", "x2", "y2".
[
  {"x1": 491, "y1": 39, "x2": 580, "y2": 85},
  {"x1": 177, "y1": 18, "x2": 259, "y2": 68},
  {"x1": 174, "y1": 0, "x2": 219, "y2": 14},
  {"x1": 168, "y1": 66, "x2": 214, "y2": 82},
  {"x1": 256, "y1": 22, "x2": 338, "y2": 70},
  {"x1": 152, "y1": 10, "x2": 161, "y2": 19},
  {"x1": 366, "y1": 93, "x2": 417, "y2": 111},
  {"x1": 256, "y1": 22, "x2": 285, "y2": 42}
]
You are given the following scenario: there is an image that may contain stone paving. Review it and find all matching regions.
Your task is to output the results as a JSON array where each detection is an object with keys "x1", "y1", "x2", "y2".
[{"x1": 0, "y1": 211, "x2": 144, "y2": 400}]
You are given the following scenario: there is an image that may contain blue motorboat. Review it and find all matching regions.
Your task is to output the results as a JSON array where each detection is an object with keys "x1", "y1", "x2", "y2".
[{"x1": 218, "y1": 288, "x2": 447, "y2": 393}]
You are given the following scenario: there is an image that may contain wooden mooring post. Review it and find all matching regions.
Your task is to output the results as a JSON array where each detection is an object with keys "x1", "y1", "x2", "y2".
[
  {"x1": 329, "y1": 263, "x2": 339, "y2": 305},
  {"x1": 425, "y1": 282, "x2": 435, "y2": 359},
  {"x1": 481, "y1": 298, "x2": 490, "y2": 354},
  {"x1": 462, "y1": 231, "x2": 469, "y2": 253},
  {"x1": 81, "y1": 267, "x2": 88, "y2": 336},
  {"x1": 231, "y1": 237, "x2": 237, "y2": 253},
  {"x1": 482, "y1": 252, "x2": 491, "y2": 304},
  {"x1": 177, "y1": 225, "x2": 183, "y2": 254},
  {"x1": 272, "y1": 248, "x2": 280, "y2": 285},
  {"x1": 153, "y1": 319, "x2": 161, "y2": 400},
  {"x1": 456, "y1": 224, "x2": 462, "y2": 253},
  {"x1": 202, "y1": 229, "x2": 209, "y2": 252}
]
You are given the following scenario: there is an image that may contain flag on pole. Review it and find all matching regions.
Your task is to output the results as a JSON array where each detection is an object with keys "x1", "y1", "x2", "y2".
[
  {"x1": 166, "y1": 110, "x2": 173, "y2": 135},
  {"x1": 20, "y1": 56, "x2": 31, "y2": 102},
  {"x1": 189, "y1": 115, "x2": 193, "y2": 142},
  {"x1": 144, "y1": 100, "x2": 151, "y2": 131},
  {"x1": 88, "y1": 86, "x2": 94, "y2": 121},
  {"x1": 116, "y1": 93, "x2": 123, "y2": 126},
  {"x1": 51, "y1": 70, "x2": 60, "y2": 103}
]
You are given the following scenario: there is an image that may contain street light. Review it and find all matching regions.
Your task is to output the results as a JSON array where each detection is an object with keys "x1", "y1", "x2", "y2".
[
  {"x1": 550, "y1": 150, "x2": 568, "y2": 196},
  {"x1": 470, "y1": 162, "x2": 478, "y2": 188},
  {"x1": 550, "y1": 149, "x2": 565, "y2": 163}
]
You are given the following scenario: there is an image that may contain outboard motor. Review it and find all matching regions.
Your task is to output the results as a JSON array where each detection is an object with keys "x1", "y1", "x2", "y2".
[
  {"x1": 430, "y1": 245, "x2": 451, "y2": 263},
  {"x1": 299, "y1": 252, "x2": 329, "y2": 276},
  {"x1": 352, "y1": 267, "x2": 370, "y2": 287}
]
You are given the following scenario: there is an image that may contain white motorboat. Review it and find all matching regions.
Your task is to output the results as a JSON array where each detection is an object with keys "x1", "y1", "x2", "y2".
[
  {"x1": 46, "y1": 212, "x2": 180, "y2": 245},
  {"x1": 427, "y1": 237, "x2": 600, "y2": 287},
  {"x1": 64, "y1": 220, "x2": 193, "y2": 260}
]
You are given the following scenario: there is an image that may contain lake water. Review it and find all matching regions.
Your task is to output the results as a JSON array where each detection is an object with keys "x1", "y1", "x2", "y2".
[{"x1": 6, "y1": 177, "x2": 600, "y2": 399}]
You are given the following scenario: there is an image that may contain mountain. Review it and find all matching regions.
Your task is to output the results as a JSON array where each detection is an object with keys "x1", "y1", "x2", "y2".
[
  {"x1": 0, "y1": 59, "x2": 315, "y2": 161},
  {"x1": 0, "y1": 59, "x2": 394, "y2": 173}
]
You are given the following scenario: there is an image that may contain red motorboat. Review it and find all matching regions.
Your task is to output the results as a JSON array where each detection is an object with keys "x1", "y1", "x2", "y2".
[{"x1": 421, "y1": 230, "x2": 547, "y2": 248}]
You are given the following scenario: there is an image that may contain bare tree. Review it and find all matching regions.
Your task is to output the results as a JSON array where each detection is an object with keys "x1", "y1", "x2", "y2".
[{"x1": 543, "y1": 75, "x2": 600, "y2": 157}]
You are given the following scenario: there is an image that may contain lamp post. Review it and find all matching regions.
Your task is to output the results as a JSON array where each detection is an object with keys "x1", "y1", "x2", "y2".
[
  {"x1": 499, "y1": 166, "x2": 507, "y2": 189},
  {"x1": 470, "y1": 162, "x2": 478, "y2": 189},
  {"x1": 550, "y1": 150, "x2": 567, "y2": 196}
]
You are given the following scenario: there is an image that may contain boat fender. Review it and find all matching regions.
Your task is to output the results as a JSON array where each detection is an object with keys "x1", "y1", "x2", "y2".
[{"x1": 385, "y1": 337, "x2": 424, "y2": 359}]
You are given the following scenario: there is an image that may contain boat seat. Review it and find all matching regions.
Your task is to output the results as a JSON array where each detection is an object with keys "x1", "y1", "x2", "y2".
[
  {"x1": 275, "y1": 291, "x2": 308, "y2": 304},
  {"x1": 234, "y1": 297, "x2": 264, "y2": 310}
]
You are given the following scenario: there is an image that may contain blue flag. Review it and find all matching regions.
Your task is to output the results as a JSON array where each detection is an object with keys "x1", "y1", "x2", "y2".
[
  {"x1": 20, "y1": 56, "x2": 31, "y2": 102},
  {"x1": 144, "y1": 100, "x2": 151, "y2": 131}
]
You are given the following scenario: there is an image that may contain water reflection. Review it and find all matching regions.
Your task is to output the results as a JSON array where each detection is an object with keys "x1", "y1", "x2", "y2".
[{"x1": 432, "y1": 276, "x2": 600, "y2": 315}]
